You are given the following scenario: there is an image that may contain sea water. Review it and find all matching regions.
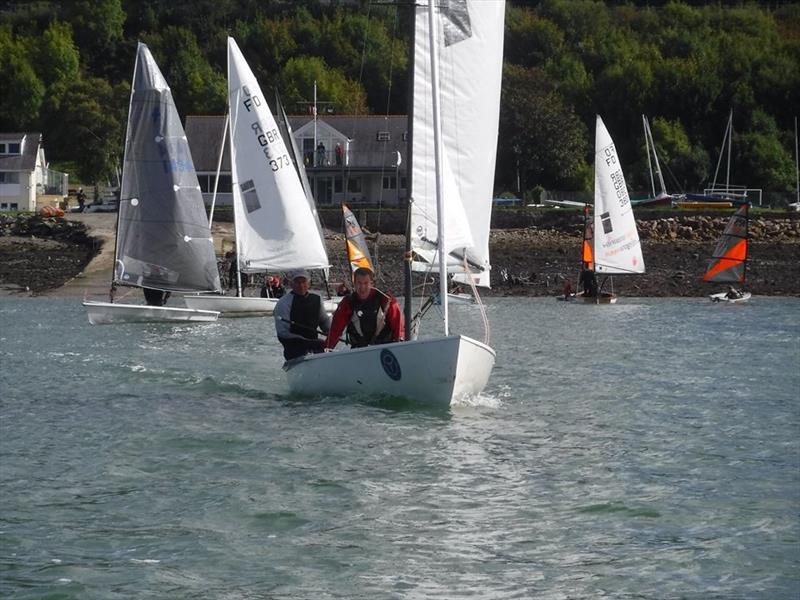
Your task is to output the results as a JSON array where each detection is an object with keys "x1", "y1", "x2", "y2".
[{"x1": 1, "y1": 297, "x2": 798, "y2": 599}]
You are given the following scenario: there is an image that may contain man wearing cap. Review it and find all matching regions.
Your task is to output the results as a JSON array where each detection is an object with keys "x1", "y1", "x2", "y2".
[
  {"x1": 273, "y1": 270, "x2": 331, "y2": 360},
  {"x1": 325, "y1": 267, "x2": 404, "y2": 350}
]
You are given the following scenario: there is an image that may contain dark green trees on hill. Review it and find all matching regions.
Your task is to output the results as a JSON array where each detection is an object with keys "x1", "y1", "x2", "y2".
[{"x1": 0, "y1": 0, "x2": 797, "y2": 201}]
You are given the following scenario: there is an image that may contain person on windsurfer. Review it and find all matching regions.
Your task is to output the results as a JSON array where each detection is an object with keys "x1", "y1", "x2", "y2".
[
  {"x1": 273, "y1": 270, "x2": 331, "y2": 360},
  {"x1": 725, "y1": 285, "x2": 743, "y2": 299},
  {"x1": 325, "y1": 267, "x2": 404, "y2": 350}
]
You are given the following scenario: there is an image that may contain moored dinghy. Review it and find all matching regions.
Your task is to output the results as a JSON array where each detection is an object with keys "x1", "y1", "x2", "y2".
[
  {"x1": 705, "y1": 202, "x2": 751, "y2": 302},
  {"x1": 284, "y1": 0, "x2": 504, "y2": 405},
  {"x1": 83, "y1": 42, "x2": 221, "y2": 325},
  {"x1": 185, "y1": 38, "x2": 334, "y2": 317}
]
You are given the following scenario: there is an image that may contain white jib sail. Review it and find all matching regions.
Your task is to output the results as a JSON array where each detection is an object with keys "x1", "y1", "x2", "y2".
[
  {"x1": 593, "y1": 115, "x2": 645, "y2": 274},
  {"x1": 411, "y1": 0, "x2": 505, "y2": 287},
  {"x1": 227, "y1": 37, "x2": 329, "y2": 271}
]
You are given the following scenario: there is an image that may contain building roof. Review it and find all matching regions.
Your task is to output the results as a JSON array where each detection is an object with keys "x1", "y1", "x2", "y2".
[
  {"x1": 185, "y1": 114, "x2": 408, "y2": 172},
  {"x1": 0, "y1": 132, "x2": 41, "y2": 172},
  {"x1": 184, "y1": 116, "x2": 230, "y2": 173}
]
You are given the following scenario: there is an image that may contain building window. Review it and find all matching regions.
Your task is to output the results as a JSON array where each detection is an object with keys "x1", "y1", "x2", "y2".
[
  {"x1": 198, "y1": 174, "x2": 232, "y2": 193},
  {"x1": 400, "y1": 176, "x2": 407, "y2": 189},
  {"x1": 0, "y1": 172, "x2": 20, "y2": 183},
  {"x1": 8, "y1": 143, "x2": 20, "y2": 154},
  {"x1": 376, "y1": 131, "x2": 391, "y2": 141},
  {"x1": 334, "y1": 176, "x2": 342, "y2": 193},
  {"x1": 382, "y1": 175, "x2": 397, "y2": 190},
  {"x1": 0, "y1": 144, "x2": 5, "y2": 153},
  {"x1": 347, "y1": 177, "x2": 362, "y2": 193}
]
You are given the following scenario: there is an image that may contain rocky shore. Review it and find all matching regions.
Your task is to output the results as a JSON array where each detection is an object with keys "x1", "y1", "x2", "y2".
[{"x1": 0, "y1": 211, "x2": 797, "y2": 298}]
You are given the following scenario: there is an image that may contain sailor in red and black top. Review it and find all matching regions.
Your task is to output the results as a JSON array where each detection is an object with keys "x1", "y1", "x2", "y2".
[{"x1": 325, "y1": 267, "x2": 404, "y2": 350}]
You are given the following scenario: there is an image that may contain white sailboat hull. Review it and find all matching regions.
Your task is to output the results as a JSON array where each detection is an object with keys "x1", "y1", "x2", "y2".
[
  {"x1": 582, "y1": 293, "x2": 618, "y2": 304},
  {"x1": 709, "y1": 291, "x2": 751, "y2": 303},
  {"x1": 284, "y1": 335, "x2": 495, "y2": 406},
  {"x1": 83, "y1": 301, "x2": 219, "y2": 325},
  {"x1": 183, "y1": 294, "x2": 341, "y2": 316},
  {"x1": 434, "y1": 293, "x2": 475, "y2": 306}
]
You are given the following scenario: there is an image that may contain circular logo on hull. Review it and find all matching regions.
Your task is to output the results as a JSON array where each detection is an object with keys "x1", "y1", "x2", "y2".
[{"x1": 380, "y1": 349, "x2": 402, "y2": 381}]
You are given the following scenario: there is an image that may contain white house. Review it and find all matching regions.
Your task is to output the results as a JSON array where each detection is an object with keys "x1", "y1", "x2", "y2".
[
  {"x1": 185, "y1": 114, "x2": 407, "y2": 207},
  {"x1": 0, "y1": 132, "x2": 68, "y2": 212}
]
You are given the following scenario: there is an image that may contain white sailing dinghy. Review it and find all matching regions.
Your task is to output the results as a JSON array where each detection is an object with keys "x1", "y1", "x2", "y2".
[
  {"x1": 83, "y1": 43, "x2": 221, "y2": 325},
  {"x1": 705, "y1": 202, "x2": 751, "y2": 302},
  {"x1": 582, "y1": 116, "x2": 645, "y2": 304},
  {"x1": 185, "y1": 38, "x2": 334, "y2": 317},
  {"x1": 284, "y1": 0, "x2": 504, "y2": 405}
]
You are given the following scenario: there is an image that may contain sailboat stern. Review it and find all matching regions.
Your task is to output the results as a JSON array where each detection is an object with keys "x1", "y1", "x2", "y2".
[{"x1": 284, "y1": 335, "x2": 494, "y2": 406}]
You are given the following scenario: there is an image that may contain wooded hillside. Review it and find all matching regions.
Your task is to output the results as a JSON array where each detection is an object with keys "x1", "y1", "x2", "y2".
[{"x1": 1, "y1": 0, "x2": 797, "y2": 202}]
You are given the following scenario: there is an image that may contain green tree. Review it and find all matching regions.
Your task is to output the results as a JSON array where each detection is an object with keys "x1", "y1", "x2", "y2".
[
  {"x1": 43, "y1": 76, "x2": 128, "y2": 184},
  {"x1": 34, "y1": 21, "x2": 80, "y2": 90},
  {"x1": 67, "y1": 0, "x2": 126, "y2": 76},
  {"x1": 498, "y1": 64, "x2": 588, "y2": 192},
  {"x1": 144, "y1": 28, "x2": 226, "y2": 115},
  {"x1": 736, "y1": 110, "x2": 795, "y2": 192},
  {"x1": 281, "y1": 55, "x2": 368, "y2": 115},
  {"x1": 0, "y1": 26, "x2": 45, "y2": 130},
  {"x1": 649, "y1": 117, "x2": 710, "y2": 192}
]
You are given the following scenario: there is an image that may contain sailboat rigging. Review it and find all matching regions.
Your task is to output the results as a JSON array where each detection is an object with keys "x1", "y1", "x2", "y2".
[
  {"x1": 282, "y1": 0, "x2": 504, "y2": 405},
  {"x1": 184, "y1": 38, "x2": 338, "y2": 317},
  {"x1": 83, "y1": 42, "x2": 221, "y2": 325}
]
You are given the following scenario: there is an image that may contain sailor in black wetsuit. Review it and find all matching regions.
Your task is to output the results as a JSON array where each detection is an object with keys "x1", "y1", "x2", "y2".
[
  {"x1": 273, "y1": 270, "x2": 331, "y2": 360},
  {"x1": 143, "y1": 287, "x2": 170, "y2": 306}
]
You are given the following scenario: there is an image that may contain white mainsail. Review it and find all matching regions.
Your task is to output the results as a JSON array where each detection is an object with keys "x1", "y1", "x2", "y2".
[
  {"x1": 227, "y1": 37, "x2": 328, "y2": 272},
  {"x1": 593, "y1": 116, "x2": 645, "y2": 274},
  {"x1": 410, "y1": 0, "x2": 504, "y2": 287},
  {"x1": 282, "y1": 0, "x2": 503, "y2": 405}
]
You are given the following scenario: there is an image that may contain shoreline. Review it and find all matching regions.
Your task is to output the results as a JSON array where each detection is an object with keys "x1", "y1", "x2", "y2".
[{"x1": 0, "y1": 212, "x2": 797, "y2": 299}]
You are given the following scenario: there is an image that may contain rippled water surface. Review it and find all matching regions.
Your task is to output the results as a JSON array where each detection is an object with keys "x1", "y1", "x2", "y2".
[{"x1": 1, "y1": 296, "x2": 798, "y2": 599}]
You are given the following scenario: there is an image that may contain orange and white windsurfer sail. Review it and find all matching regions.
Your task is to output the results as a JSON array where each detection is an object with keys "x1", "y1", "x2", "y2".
[
  {"x1": 582, "y1": 203, "x2": 594, "y2": 271},
  {"x1": 342, "y1": 204, "x2": 374, "y2": 277},
  {"x1": 703, "y1": 203, "x2": 749, "y2": 283}
]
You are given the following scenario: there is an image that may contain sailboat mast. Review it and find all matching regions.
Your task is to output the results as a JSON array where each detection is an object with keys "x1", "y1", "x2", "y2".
[
  {"x1": 795, "y1": 116, "x2": 799, "y2": 205},
  {"x1": 643, "y1": 115, "x2": 656, "y2": 198},
  {"x1": 110, "y1": 43, "x2": 142, "y2": 297},
  {"x1": 228, "y1": 86, "x2": 244, "y2": 298},
  {"x1": 208, "y1": 111, "x2": 230, "y2": 227},
  {"x1": 427, "y1": 0, "x2": 449, "y2": 335},
  {"x1": 403, "y1": 1, "x2": 416, "y2": 341},
  {"x1": 726, "y1": 110, "x2": 733, "y2": 192}
]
